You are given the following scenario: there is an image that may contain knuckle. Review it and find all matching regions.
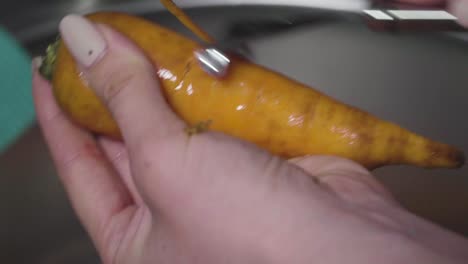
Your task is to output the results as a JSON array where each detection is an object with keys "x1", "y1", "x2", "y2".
[
  {"x1": 60, "y1": 141, "x2": 105, "y2": 177},
  {"x1": 98, "y1": 66, "x2": 136, "y2": 108}
]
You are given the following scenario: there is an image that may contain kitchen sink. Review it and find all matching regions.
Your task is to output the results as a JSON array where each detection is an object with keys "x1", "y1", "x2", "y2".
[{"x1": 2, "y1": 1, "x2": 468, "y2": 263}]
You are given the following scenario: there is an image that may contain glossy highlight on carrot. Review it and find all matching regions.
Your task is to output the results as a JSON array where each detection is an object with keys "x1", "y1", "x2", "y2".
[{"x1": 40, "y1": 7, "x2": 464, "y2": 170}]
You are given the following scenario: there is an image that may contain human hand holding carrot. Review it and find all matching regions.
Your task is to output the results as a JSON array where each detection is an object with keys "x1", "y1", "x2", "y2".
[{"x1": 31, "y1": 11, "x2": 468, "y2": 264}]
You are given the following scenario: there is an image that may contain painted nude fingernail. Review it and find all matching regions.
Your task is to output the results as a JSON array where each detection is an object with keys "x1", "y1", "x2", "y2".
[{"x1": 59, "y1": 14, "x2": 107, "y2": 67}]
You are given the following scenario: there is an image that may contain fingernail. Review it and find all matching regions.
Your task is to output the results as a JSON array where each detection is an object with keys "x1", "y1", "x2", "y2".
[
  {"x1": 31, "y1": 56, "x2": 43, "y2": 71},
  {"x1": 450, "y1": 0, "x2": 468, "y2": 27},
  {"x1": 59, "y1": 14, "x2": 107, "y2": 67}
]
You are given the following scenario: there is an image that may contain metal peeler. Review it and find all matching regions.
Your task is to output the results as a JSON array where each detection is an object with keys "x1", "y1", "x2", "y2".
[{"x1": 194, "y1": 39, "x2": 252, "y2": 78}]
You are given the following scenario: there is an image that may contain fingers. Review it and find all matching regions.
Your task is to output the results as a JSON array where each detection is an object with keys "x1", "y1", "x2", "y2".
[
  {"x1": 98, "y1": 138, "x2": 144, "y2": 205},
  {"x1": 58, "y1": 14, "x2": 187, "y2": 155},
  {"x1": 289, "y1": 156, "x2": 398, "y2": 206},
  {"x1": 32, "y1": 68, "x2": 133, "y2": 253},
  {"x1": 449, "y1": 0, "x2": 468, "y2": 27}
]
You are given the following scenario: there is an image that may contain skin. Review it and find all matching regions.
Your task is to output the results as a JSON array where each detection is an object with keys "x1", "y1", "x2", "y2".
[{"x1": 32, "y1": 1, "x2": 468, "y2": 263}]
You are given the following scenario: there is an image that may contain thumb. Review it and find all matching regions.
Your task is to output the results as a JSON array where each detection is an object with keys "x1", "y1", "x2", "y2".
[
  {"x1": 290, "y1": 156, "x2": 398, "y2": 207},
  {"x1": 58, "y1": 14, "x2": 191, "y2": 206},
  {"x1": 58, "y1": 14, "x2": 187, "y2": 157}
]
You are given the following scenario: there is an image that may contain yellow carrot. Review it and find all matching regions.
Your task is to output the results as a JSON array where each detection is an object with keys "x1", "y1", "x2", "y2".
[{"x1": 40, "y1": 10, "x2": 464, "y2": 170}]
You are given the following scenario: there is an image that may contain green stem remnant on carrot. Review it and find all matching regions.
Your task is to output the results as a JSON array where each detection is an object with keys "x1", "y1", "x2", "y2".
[{"x1": 39, "y1": 38, "x2": 60, "y2": 81}]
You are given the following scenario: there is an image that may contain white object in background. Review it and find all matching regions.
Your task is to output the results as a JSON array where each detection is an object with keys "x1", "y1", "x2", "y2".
[
  {"x1": 387, "y1": 10, "x2": 458, "y2": 20},
  {"x1": 363, "y1": 10, "x2": 394, "y2": 20},
  {"x1": 175, "y1": 0, "x2": 371, "y2": 13}
]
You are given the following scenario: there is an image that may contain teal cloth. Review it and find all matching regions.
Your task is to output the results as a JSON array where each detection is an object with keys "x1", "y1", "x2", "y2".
[{"x1": 0, "y1": 26, "x2": 35, "y2": 153}]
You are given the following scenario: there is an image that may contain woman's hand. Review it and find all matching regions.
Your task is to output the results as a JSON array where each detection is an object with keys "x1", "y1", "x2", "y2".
[{"x1": 32, "y1": 14, "x2": 468, "y2": 264}]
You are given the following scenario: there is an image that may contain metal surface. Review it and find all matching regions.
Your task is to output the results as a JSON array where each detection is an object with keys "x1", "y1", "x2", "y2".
[
  {"x1": 195, "y1": 47, "x2": 231, "y2": 77},
  {"x1": 2, "y1": 1, "x2": 468, "y2": 263}
]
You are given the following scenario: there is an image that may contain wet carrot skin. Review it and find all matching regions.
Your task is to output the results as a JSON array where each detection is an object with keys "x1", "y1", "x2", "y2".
[{"x1": 51, "y1": 12, "x2": 464, "y2": 170}]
